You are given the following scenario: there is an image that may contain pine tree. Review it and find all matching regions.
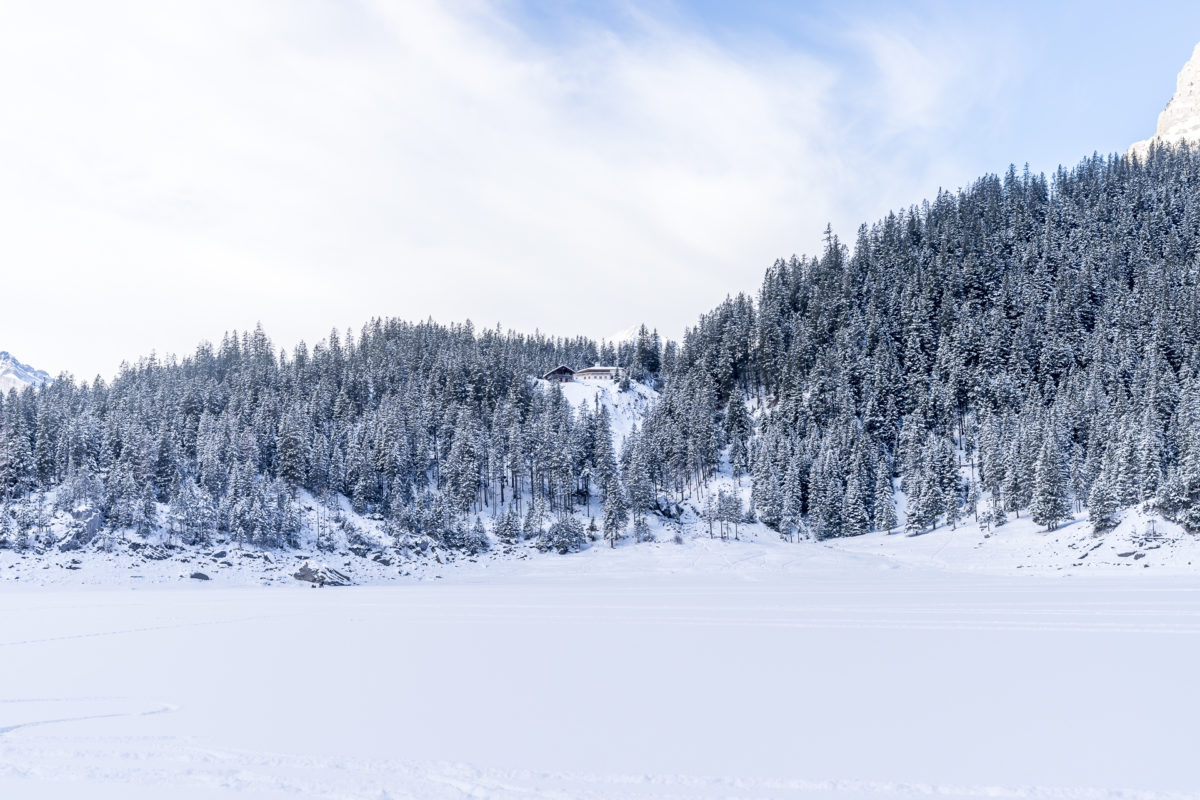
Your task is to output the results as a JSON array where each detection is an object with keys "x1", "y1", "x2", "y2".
[
  {"x1": 904, "y1": 473, "x2": 926, "y2": 536},
  {"x1": 724, "y1": 387, "x2": 752, "y2": 481},
  {"x1": 540, "y1": 516, "x2": 587, "y2": 554},
  {"x1": 703, "y1": 492, "x2": 717, "y2": 538},
  {"x1": 944, "y1": 483, "x2": 962, "y2": 530},
  {"x1": 0, "y1": 410, "x2": 34, "y2": 498},
  {"x1": 593, "y1": 407, "x2": 619, "y2": 497},
  {"x1": 463, "y1": 516, "x2": 490, "y2": 554},
  {"x1": 809, "y1": 448, "x2": 843, "y2": 540},
  {"x1": 842, "y1": 474, "x2": 870, "y2": 537},
  {"x1": 602, "y1": 480, "x2": 629, "y2": 547},
  {"x1": 917, "y1": 470, "x2": 942, "y2": 532},
  {"x1": 0, "y1": 502, "x2": 12, "y2": 549},
  {"x1": 632, "y1": 515, "x2": 652, "y2": 543},
  {"x1": 1031, "y1": 439, "x2": 1070, "y2": 531},
  {"x1": 523, "y1": 493, "x2": 546, "y2": 540},
  {"x1": 275, "y1": 410, "x2": 307, "y2": 487},
  {"x1": 1087, "y1": 473, "x2": 1120, "y2": 533},
  {"x1": 930, "y1": 438, "x2": 959, "y2": 526},
  {"x1": 495, "y1": 504, "x2": 521, "y2": 544},
  {"x1": 872, "y1": 459, "x2": 897, "y2": 532},
  {"x1": 778, "y1": 451, "x2": 805, "y2": 538},
  {"x1": 718, "y1": 487, "x2": 744, "y2": 540}
]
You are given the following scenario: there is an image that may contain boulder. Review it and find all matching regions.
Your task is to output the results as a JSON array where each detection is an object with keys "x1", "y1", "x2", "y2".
[
  {"x1": 141, "y1": 545, "x2": 171, "y2": 560},
  {"x1": 293, "y1": 563, "x2": 352, "y2": 587},
  {"x1": 190, "y1": 572, "x2": 210, "y2": 581}
]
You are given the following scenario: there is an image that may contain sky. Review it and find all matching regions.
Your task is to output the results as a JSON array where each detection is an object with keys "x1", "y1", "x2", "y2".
[{"x1": 3, "y1": 0, "x2": 1200, "y2": 380}]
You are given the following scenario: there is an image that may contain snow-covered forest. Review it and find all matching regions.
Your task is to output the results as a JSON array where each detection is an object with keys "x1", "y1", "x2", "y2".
[
  {"x1": 637, "y1": 146, "x2": 1200, "y2": 543},
  {"x1": 5, "y1": 146, "x2": 1200, "y2": 561}
]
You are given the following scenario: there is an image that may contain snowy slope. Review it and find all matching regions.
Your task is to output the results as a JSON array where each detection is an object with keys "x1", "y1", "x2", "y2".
[
  {"x1": 829, "y1": 503, "x2": 1200, "y2": 575},
  {"x1": 4, "y1": 479, "x2": 1197, "y2": 589},
  {"x1": 537, "y1": 376, "x2": 657, "y2": 450},
  {"x1": 0, "y1": 350, "x2": 51, "y2": 393}
]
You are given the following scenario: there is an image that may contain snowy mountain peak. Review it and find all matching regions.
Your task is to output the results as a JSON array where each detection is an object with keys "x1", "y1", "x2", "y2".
[
  {"x1": 0, "y1": 351, "x2": 52, "y2": 393},
  {"x1": 1130, "y1": 42, "x2": 1200, "y2": 158},
  {"x1": 604, "y1": 324, "x2": 645, "y2": 344}
]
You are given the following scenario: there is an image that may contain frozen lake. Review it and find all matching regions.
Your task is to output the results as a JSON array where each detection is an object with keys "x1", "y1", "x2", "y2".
[{"x1": 3, "y1": 570, "x2": 1199, "y2": 798}]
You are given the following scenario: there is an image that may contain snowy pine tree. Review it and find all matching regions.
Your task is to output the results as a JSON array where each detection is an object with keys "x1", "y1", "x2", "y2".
[
  {"x1": 872, "y1": 460, "x2": 897, "y2": 533},
  {"x1": 1087, "y1": 473, "x2": 1120, "y2": 533},
  {"x1": 1031, "y1": 439, "x2": 1070, "y2": 531}
]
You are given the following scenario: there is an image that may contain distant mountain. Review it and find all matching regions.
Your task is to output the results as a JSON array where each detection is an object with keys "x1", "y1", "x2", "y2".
[
  {"x1": 1130, "y1": 42, "x2": 1200, "y2": 157},
  {"x1": 604, "y1": 324, "x2": 645, "y2": 344},
  {"x1": 0, "y1": 351, "x2": 52, "y2": 393}
]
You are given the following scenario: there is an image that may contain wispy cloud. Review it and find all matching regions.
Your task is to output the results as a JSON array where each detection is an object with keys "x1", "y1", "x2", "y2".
[{"x1": 0, "y1": 0, "x2": 1027, "y2": 377}]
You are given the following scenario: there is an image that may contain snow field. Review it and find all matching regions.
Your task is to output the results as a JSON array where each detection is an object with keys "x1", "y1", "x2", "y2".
[{"x1": 3, "y1": 564, "x2": 1200, "y2": 799}]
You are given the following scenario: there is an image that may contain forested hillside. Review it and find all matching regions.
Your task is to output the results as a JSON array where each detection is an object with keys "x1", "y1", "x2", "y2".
[
  {"x1": 631, "y1": 145, "x2": 1200, "y2": 540},
  {"x1": 5, "y1": 144, "x2": 1200, "y2": 555},
  {"x1": 0, "y1": 321, "x2": 665, "y2": 553}
]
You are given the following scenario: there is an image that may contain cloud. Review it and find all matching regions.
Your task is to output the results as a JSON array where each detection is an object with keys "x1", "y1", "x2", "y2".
[{"x1": 0, "y1": 0, "x2": 1025, "y2": 378}]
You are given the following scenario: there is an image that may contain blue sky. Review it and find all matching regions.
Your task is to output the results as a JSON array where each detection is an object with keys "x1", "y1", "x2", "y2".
[
  {"x1": 514, "y1": 0, "x2": 1200, "y2": 179},
  {"x1": 2, "y1": 0, "x2": 1198, "y2": 378}
]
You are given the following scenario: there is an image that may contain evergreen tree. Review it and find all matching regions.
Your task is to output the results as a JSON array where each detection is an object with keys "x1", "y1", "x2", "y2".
[
  {"x1": 540, "y1": 516, "x2": 587, "y2": 554},
  {"x1": 724, "y1": 387, "x2": 752, "y2": 481},
  {"x1": 1031, "y1": 439, "x2": 1070, "y2": 531},
  {"x1": 632, "y1": 515, "x2": 652, "y2": 543},
  {"x1": 463, "y1": 516, "x2": 490, "y2": 554},
  {"x1": 495, "y1": 504, "x2": 521, "y2": 544},
  {"x1": 602, "y1": 480, "x2": 629, "y2": 547},
  {"x1": 1087, "y1": 473, "x2": 1120, "y2": 533},
  {"x1": 872, "y1": 460, "x2": 897, "y2": 532},
  {"x1": 904, "y1": 473, "x2": 926, "y2": 536},
  {"x1": 842, "y1": 474, "x2": 870, "y2": 537},
  {"x1": 718, "y1": 487, "x2": 744, "y2": 540}
]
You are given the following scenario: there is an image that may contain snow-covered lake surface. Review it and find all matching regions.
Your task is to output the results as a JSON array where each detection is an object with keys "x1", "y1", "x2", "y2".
[{"x1": 4, "y1": 556, "x2": 1199, "y2": 799}]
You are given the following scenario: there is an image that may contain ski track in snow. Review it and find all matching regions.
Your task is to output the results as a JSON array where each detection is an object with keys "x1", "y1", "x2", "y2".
[{"x1": 0, "y1": 703, "x2": 177, "y2": 737}]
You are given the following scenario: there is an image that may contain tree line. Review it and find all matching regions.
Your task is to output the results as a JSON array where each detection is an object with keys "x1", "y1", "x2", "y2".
[{"x1": 5, "y1": 143, "x2": 1200, "y2": 552}]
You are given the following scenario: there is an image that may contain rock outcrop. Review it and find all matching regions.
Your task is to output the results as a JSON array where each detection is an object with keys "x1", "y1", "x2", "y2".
[
  {"x1": 293, "y1": 563, "x2": 352, "y2": 587},
  {"x1": 1131, "y1": 43, "x2": 1200, "y2": 158}
]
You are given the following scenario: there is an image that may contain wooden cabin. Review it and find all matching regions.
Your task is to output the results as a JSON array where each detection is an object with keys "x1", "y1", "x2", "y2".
[{"x1": 542, "y1": 365, "x2": 576, "y2": 383}]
